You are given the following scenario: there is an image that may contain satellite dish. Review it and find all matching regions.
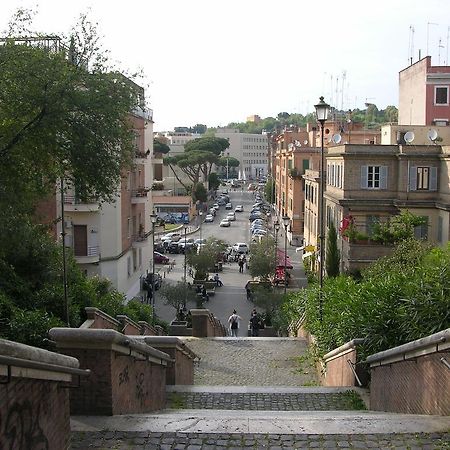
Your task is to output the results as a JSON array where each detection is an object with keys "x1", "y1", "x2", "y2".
[
  {"x1": 404, "y1": 131, "x2": 415, "y2": 144},
  {"x1": 427, "y1": 129, "x2": 438, "y2": 142},
  {"x1": 332, "y1": 133, "x2": 342, "y2": 144},
  {"x1": 303, "y1": 140, "x2": 309, "y2": 145}
]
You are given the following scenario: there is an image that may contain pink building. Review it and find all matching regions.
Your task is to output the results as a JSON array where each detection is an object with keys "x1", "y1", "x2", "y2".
[{"x1": 399, "y1": 56, "x2": 450, "y2": 127}]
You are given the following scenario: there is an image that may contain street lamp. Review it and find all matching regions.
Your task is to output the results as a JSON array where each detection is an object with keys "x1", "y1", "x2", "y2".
[
  {"x1": 150, "y1": 211, "x2": 158, "y2": 320},
  {"x1": 226, "y1": 152, "x2": 230, "y2": 181},
  {"x1": 282, "y1": 215, "x2": 290, "y2": 295},
  {"x1": 274, "y1": 220, "x2": 280, "y2": 250},
  {"x1": 199, "y1": 210, "x2": 203, "y2": 245},
  {"x1": 183, "y1": 225, "x2": 187, "y2": 308},
  {"x1": 314, "y1": 96, "x2": 330, "y2": 322}
]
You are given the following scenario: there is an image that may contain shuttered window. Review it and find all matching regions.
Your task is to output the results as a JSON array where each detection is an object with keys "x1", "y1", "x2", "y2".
[
  {"x1": 409, "y1": 166, "x2": 438, "y2": 191},
  {"x1": 361, "y1": 166, "x2": 387, "y2": 189}
]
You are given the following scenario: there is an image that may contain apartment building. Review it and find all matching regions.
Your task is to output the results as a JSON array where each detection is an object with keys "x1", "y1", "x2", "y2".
[
  {"x1": 215, "y1": 128, "x2": 268, "y2": 180},
  {"x1": 303, "y1": 143, "x2": 450, "y2": 272},
  {"x1": 59, "y1": 94, "x2": 154, "y2": 299},
  {"x1": 399, "y1": 56, "x2": 450, "y2": 127}
]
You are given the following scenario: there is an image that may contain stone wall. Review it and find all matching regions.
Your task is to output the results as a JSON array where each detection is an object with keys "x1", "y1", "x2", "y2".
[
  {"x1": 322, "y1": 339, "x2": 366, "y2": 387},
  {"x1": 49, "y1": 328, "x2": 172, "y2": 415},
  {"x1": 367, "y1": 329, "x2": 450, "y2": 415},
  {"x1": 0, "y1": 338, "x2": 84, "y2": 450}
]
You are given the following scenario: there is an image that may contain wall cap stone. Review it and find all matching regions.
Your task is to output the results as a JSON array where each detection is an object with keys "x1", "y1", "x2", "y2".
[
  {"x1": 0, "y1": 337, "x2": 79, "y2": 368},
  {"x1": 49, "y1": 328, "x2": 173, "y2": 364},
  {"x1": 116, "y1": 314, "x2": 141, "y2": 332},
  {"x1": 134, "y1": 336, "x2": 199, "y2": 360},
  {"x1": 323, "y1": 339, "x2": 365, "y2": 363},
  {"x1": 366, "y1": 328, "x2": 450, "y2": 366},
  {"x1": 84, "y1": 307, "x2": 120, "y2": 328}
]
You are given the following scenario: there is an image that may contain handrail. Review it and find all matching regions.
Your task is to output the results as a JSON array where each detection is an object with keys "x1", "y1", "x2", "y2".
[
  {"x1": 0, "y1": 354, "x2": 91, "y2": 377},
  {"x1": 441, "y1": 357, "x2": 450, "y2": 370},
  {"x1": 347, "y1": 359, "x2": 363, "y2": 387}
]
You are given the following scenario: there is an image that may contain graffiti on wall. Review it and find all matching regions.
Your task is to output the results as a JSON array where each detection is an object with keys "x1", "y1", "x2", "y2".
[
  {"x1": 0, "y1": 400, "x2": 49, "y2": 450},
  {"x1": 118, "y1": 365, "x2": 129, "y2": 386},
  {"x1": 134, "y1": 372, "x2": 148, "y2": 407}
]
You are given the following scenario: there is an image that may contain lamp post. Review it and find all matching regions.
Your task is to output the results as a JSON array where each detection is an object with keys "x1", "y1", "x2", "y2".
[
  {"x1": 282, "y1": 215, "x2": 290, "y2": 294},
  {"x1": 150, "y1": 212, "x2": 158, "y2": 320},
  {"x1": 226, "y1": 152, "x2": 230, "y2": 181},
  {"x1": 314, "y1": 96, "x2": 330, "y2": 322},
  {"x1": 60, "y1": 177, "x2": 70, "y2": 326},
  {"x1": 274, "y1": 220, "x2": 280, "y2": 250},
  {"x1": 199, "y1": 210, "x2": 203, "y2": 245},
  {"x1": 183, "y1": 225, "x2": 187, "y2": 308}
]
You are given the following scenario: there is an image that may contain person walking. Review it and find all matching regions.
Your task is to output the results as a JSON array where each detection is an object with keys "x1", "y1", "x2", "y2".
[
  {"x1": 213, "y1": 273, "x2": 223, "y2": 287},
  {"x1": 228, "y1": 310, "x2": 242, "y2": 337},
  {"x1": 249, "y1": 311, "x2": 260, "y2": 337},
  {"x1": 238, "y1": 258, "x2": 244, "y2": 273}
]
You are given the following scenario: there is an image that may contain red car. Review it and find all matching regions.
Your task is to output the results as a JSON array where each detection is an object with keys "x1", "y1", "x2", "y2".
[{"x1": 154, "y1": 251, "x2": 169, "y2": 264}]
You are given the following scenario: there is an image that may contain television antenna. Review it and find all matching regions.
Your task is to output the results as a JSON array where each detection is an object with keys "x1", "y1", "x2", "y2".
[
  {"x1": 404, "y1": 131, "x2": 415, "y2": 144},
  {"x1": 427, "y1": 129, "x2": 438, "y2": 143}
]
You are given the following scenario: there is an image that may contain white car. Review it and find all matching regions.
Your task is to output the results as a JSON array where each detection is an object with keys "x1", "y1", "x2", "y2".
[
  {"x1": 252, "y1": 229, "x2": 267, "y2": 236},
  {"x1": 232, "y1": 242, "x2": 249, "y2": 254},
  {"x1": 235, "y1": 205, "x2": 244, "y2": 212},
  {"x1": 226, "y1": 212, "x2": 236, "y2": 221},
  {"x1": 204, "y1": 214, "x2": 214, "y2": 223},
  {"x1": 161, "y1": 232, "x2": 181, "y2": 242},
  {"x1": 220, "y1": 218, "x2": 231, "y2": 227}
]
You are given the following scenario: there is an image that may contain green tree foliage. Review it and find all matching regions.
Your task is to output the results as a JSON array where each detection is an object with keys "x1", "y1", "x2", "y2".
[
  {"x1": 283, "y1": 239, "x2": 450, "y2": 360},
  {"x1": 249, "y1": 238, "x2": 277, "y2": 281},
  {"x1": 207, "y1": 172, "x2": 220, "y2": 191},
  {"x1": 164, "y1": 137, "x2": 230, "y2": 192},
  {"x1": 192, "y1": 182, "x2": 207, "y2": 203},
  {"x1": 186, "y1": 237, "x2": 227, "y2": 280},
  {"x1": 264, "y1": 178, "x2": 275, "y2": 203},
  {"x1": 153, "y1": 138, "x2": 171, "y2": 154},
  {"x1": 159, "y1": 281, "x2": 198, "y2": 318},
  {"x1": 326, "y1": 222, "x2": 340, "y2": 277},
  {"x1": 371, "y1": 211, "x2": 427, "y2": 244}
]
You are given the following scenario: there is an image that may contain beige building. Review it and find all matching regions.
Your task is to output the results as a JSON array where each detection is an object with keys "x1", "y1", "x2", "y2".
[
  {"x1": 58, "y1": 97, "x2": 154, "y2": 299},
  {"x1": 304, "y1": 143, "x2": 450, "y2": 272}
]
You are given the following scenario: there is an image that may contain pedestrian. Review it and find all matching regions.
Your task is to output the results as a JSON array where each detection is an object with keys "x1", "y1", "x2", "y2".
[
  {"x1": 228, "y1": 309, "x2": 242, "y2": 337},
  {"x1": 238, "y1": 258, "x2": 244, "y2": 273},
  {"x1": 213, "y1": 273, "x2": 223, "y2": 287},
  {"x1": 249, "y1": 311, "x2": 260, "y2": 337},
  {"x1": 201, "y1": 285, "x2": 209, "y2": 302}
]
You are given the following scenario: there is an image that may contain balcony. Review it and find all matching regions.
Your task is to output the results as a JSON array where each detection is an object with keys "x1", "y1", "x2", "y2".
[
  {"x1": 74, "y1": 245, "x2": 100, "y2": 264},
  {"x1": 131, "y1": 188, "x2": 150, "y2": 204},
  {"x1": 135, "y1": 150, "x2": 149, "y2": 164},
  {"x1": 63, "y1": 195, "x2": 99, "y2": 212}
]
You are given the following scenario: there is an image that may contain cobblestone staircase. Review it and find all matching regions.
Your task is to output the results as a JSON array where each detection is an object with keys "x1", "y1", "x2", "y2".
[{"x1": 71, "y1": 337, "x2": 450, "y2": 449}]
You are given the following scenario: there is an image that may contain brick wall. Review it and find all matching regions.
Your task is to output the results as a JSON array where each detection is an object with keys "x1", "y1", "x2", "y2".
[
  {"x1": 0, "y1": 378, "x2": 70, "y2": 450},
  {"x1": 370, "y1": 352, "x2": 450, "y2": 415},
  {"x1": 323, "y1": 348, "x2": 357, "y2": 387}
]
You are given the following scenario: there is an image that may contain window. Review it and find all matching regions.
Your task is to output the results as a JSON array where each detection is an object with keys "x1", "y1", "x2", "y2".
[
  {"x1": 361, "y1": 165, "x2": 387, "y2": 189},
  {"x1": 366, "y1": 215, "x2": 379, "y2": 236},
  {"x1": 127, "y1": 257, "x2": 131, "y2": 277},
  {"x1": 435, "y1": 86, "x2": 448, "y2": 105},
  {"x1": 417, "y1": 167, "x2": 429, "y2": 190},
  {"x1": 437, "y1": 216, "x2": 443, "y2": 243},
  {"x1": 414, "y1": 216, "x2": 428, "y2": 240},
  {"x1": 409, "y1": 166, "x2": 437, "y2": 191},
  {"x1": 127, "y1": 217, "x2": 131, "y2": 238}
]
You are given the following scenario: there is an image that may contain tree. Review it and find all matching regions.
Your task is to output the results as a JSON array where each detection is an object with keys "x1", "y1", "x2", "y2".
[
  {"x1": 249, "y1": 238, "x2": 277, "y2": 281},
  {"x1": 326, "y1": 222, "x2": 340, "y2": 277},
  {"x1": 159, "y1": 281, "x2": 198, "y2": 319},
  {"x1": 186, "y1": 237, "x2": 227, "y2": 280},
  {"x1": 264, "y1": 178, "x2": 275, "y2": 203},
  {"x1": 192, "y1": 182, "x2": 207, "y2": 203},
  {"x1": 0, "y1": 30, "x2": 138, "y2": 211},
  {"x1": 153, "y1": 139, "x2": 170, "y2": 154},
  {"x1": 208, "y1": 172, "x2": 220, "y2": 191}
]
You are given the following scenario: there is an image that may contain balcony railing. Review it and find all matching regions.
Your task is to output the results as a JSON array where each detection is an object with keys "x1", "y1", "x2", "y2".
[
  {"x1": 63, "y1": 195, "x2": 98, "y2": 205},
  {"x1": 74, "y1": 245, "x2": 100, "y2": 257},
  {"x1": 131, "y1": 188, "x2": 150, "y2": 198}
]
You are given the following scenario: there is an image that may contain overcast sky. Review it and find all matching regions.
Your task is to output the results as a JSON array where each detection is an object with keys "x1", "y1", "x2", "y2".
[{"x1": 1, "y1": 0, "x2": 449, "y2": 131}]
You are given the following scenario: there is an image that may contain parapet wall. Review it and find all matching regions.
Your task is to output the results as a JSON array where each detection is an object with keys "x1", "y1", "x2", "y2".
[
  {"x1": 367, "y1": 328, "x2": 450, "y2": 415},
  {"x1": 0, "y1": 338, "x2": 88, "y2": 450}
]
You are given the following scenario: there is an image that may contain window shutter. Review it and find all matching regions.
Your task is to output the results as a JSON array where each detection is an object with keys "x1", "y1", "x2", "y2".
[
  {"x1": 409, "y1": 166, "x2": 417, "y2": 191},
  {"x1": 361, "y1": 166, "x2": 368, "y2": 188},
  {"x1": 380, "y1": 166, "x2": 388, "y2": 189},
  {"x1": 430, "y1": 167, "x2": 438, "y2": 191}
]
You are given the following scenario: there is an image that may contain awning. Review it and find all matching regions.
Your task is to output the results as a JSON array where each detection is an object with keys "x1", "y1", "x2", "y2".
[{"x1": 276, "y1": 248, "x2": 293, "y2": 269}]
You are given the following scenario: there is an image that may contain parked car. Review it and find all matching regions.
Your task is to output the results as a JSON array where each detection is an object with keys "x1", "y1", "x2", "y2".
[
  {"x1": 225, "y1": 202, "x2": 233, "y2": 210},
  {"x1": 154, "y1": 241, "x2": 166, "y2": 253},
  {"x1": 220, "y1": 218, "x2": 231, "y2": 227},
  {"x1": 209, "y1": 208, "x2": 216, "y2": 216},
  {"x1": 232, "y1": 242, "x2": 249, "y2": 254},
  {"x1": 235, "y1": 205, "x2": 244, "y2": 212},
  {"x1": 167, "y1": 241, "x2": 180, "y2": 254},
  {"x1": 226, "y1": 212, "x2": 236, "y2": 221},
  {"x1": 205, "y1": 214, "x2": 214, "y2": 223},
  {"x1": 249, "y1": 213, "x2": 263, "y2": 221},
  {"x1": 217, "y1": 199, "x2": 226, "y2": 206},
  {"x1": 154, "y1": 251, "x2": 169, "y2": 264},
  {"x1": 252, "y1": 229, "x2": 267, "y2": 236},
  {"x1": 161, "y1": 232, "x2": 181, "y2": 242},
  {"x1": 178, "y1": 238, "x2": 195, "y2": 253},
  {"x1": 212, "y1": 203, "x2": 220, "y2": 210}
]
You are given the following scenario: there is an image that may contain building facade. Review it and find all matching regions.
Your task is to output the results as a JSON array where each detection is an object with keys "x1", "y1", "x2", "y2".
[
  {"x1": 399, "y1": 56, "x2": 450, "y2": 127},
  {"x1": 58, "y1": 99, "x2": 154, "y2": 299}
]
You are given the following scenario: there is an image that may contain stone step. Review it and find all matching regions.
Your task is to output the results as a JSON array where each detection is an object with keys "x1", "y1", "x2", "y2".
[
  {"x1": 71, "y1": 411, "x2": 450, "y2": 449},
  {"x1": 166, "y1": 385, "x2": 367, "y2": 411}
]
